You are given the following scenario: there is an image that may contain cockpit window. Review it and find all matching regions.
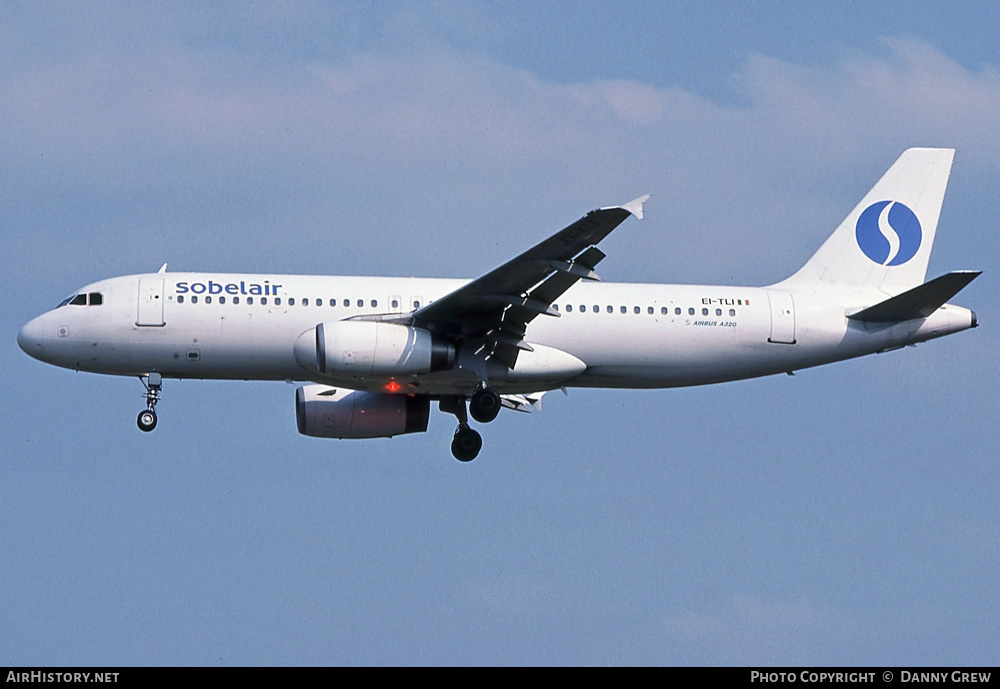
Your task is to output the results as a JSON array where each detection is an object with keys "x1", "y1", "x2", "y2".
[{"x1": 59, "y1": 292, "x2": 104, "y2": 307}]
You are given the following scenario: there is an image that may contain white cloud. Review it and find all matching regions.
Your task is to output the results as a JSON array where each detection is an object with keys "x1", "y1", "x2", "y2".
[
  {"x1": 662, "y1": 595, "x2": 866, "y2": 664},
  {"x1": 737, "y1": 37, "x2": 1000, "y2": 162},
  {"x1": 461, "y1": 573, "x2": 557, "y2": 619},
  {"x1": 3, "y1": 31, "x2": 999, "y2": 280},
  {"x1": 7, "y1": 35, "x2": 999, "y2": 176}
]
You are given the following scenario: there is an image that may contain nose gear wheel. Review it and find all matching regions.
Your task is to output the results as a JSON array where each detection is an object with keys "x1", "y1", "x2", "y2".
[{"x1": 137, "y1": 373, "x2": 162, "y2": 433}]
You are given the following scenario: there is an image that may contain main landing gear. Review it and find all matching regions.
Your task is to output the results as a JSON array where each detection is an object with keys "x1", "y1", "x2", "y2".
[
  {"x1": 442, "y1": 384, "x2": 501, "y2": 462},
  {"x1": 137, "y1": 373, "x2": 162, "y2": 432},
  {"x1": 452, "y1": 425, "x2": 483, "y2": 463},
  {"x1": 469, "y1": 384, "x2": 502, "y2": 423}
]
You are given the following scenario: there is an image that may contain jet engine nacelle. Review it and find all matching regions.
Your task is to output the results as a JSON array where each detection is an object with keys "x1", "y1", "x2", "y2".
[
  {"x1": 294, "y1": 321, "x2": 455, "y2": 378},
  {"x1": 295, "y1": 385, "x2": 430, "y2": 439}
]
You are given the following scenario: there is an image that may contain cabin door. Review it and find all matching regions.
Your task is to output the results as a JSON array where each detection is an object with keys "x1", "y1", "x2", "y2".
[
  {"x1": 767, "y1": 292, "x2": 796, "y2": 344},
  {"x1": 136, "y1": 278, "x2": 165, "y2": 327}
]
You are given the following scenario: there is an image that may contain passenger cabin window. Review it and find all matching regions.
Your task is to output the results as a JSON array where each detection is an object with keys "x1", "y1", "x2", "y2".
[
  {"x1": 289, "y1": 298, "x2": 295, "y2": 306},
  {"x1": 329, "y1": 299, "x2": 337, "y2": 307},
  {"x1": 273, "y1": 297, "x2": 280, "y2": 306},
  {"x1": 303, "y1": 298, "x2": 309, "y2": 306}
]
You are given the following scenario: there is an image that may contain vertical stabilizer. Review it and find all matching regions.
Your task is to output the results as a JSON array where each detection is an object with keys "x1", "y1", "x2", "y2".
[{"x1": 774, "y1": 148, "x2": 954, "y2": 296}]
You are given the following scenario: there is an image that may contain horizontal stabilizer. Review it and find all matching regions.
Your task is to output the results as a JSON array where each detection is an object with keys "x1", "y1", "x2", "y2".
[{"x1": 848, "y1": 271, "x2": 981, "y2": 323}]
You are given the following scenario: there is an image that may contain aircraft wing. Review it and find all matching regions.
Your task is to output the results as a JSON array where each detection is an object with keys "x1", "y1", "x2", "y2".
[{"x1": 410, "y1": 195, "x2": 649, "y2": 367}]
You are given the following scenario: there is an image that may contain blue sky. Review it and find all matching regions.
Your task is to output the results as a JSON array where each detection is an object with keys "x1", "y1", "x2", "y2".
[{"x1": 2, "y1": 2, "x2": 998, "y2": 665}]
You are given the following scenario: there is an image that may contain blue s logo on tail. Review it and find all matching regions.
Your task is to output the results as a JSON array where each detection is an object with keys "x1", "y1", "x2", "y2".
[{"x1": 856, "y1": 200, "x2": 922, "y2": 266}]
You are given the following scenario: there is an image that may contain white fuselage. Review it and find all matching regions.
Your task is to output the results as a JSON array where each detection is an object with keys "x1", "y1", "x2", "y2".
[{"x1": 17, "y1": 272, "x2": 976, "y2": 396}]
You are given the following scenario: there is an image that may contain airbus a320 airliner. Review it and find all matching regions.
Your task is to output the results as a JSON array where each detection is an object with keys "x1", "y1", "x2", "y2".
[{"x1": 18, "y1": 148, "x2": 979, "y2": 461}]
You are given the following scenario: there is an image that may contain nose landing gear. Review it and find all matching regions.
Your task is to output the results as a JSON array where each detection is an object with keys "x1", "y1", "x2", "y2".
[{"x1": 137, "y1": 373, "x2": 162, "y2": 432}]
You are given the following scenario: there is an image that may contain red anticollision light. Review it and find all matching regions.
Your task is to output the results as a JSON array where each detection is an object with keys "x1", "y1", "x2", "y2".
[{"x1": 385, "y1": 381, "x2": 401, "y2": 392}]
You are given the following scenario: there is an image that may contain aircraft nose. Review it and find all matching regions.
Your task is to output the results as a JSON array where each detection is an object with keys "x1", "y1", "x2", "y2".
[{"x1": 17, "y1": 316, "x2": 46, "y2": 361}]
